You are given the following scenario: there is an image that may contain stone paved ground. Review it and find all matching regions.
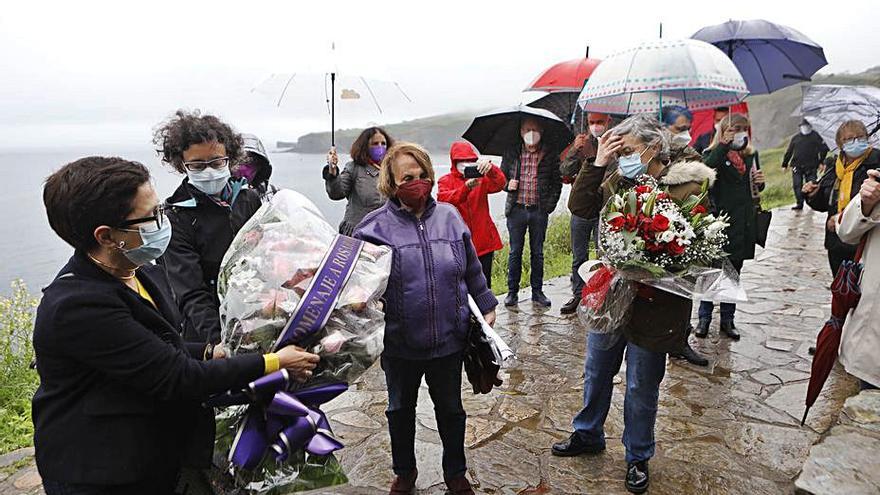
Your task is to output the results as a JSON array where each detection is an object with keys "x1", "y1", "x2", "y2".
[{"x1": 0, "y1": 208, "x2": 860, "y2": 494}]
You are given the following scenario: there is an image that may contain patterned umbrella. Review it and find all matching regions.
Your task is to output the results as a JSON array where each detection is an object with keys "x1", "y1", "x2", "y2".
[
  {"x1": 578, "y1": 39, "x2": 748, "y2": 115},
  {"x1": 802, "y1": 249, "x2": 864, "y2": 425}
]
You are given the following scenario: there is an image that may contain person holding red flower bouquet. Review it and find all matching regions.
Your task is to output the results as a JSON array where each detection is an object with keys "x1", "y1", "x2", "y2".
[{"x1": 552, "y1": 114, "x2": 717, "y2": 494}]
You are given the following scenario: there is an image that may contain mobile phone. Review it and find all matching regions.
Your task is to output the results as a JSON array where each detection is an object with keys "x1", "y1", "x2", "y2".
[{"x1": 463, "y1": 164, "x2": 484, "y2": 179}]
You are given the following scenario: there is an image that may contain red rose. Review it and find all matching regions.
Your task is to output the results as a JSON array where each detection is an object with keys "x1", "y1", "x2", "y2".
[
  {"x1": 691, "y1": 204, "x2": 707, "y2": 215},
  {"x1": 667, "y1": 241, "x2": 686, "y2": 256},
  {"x1": 652, "y1": 214, "x2": 670, "y2": 232},
  {"x1": 656, "y1": 192, "x2": 669, "y2": 200},
  {"x1": 608, "y1": 215, "x2": 626, "y2": 231},
  {"x1": 646, "y1": 241, "x2": 665, "y2": 253},
  {"x1": 635, "y1": 185, "x2": 652, "y2": 195}
]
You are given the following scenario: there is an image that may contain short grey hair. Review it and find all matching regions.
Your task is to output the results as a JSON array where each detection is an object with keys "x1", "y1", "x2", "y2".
[{"x1": 611, "y1": 114, "x2": 671, "y2": 161}]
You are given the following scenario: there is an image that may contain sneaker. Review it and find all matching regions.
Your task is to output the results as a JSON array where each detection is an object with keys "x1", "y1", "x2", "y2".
[
  {"x1": 720, "y1": 321, "x2": 741, "y2": 340},
  {"x1": 560, "y1": 296, "x2": 579, "y2": 315},
  {"x1": 444, "y1": 475, "x2": 475, "y2": 495},
  {"x1": 625, "y1": 461, "x2": 649, "y2": 494},
  {"x1": 504, "y1": 293, "x2": 519, "y2": 307},
  {"x1": 551, "y1": 433, "x2": 606, "y2": 457},
  {"x1": 531, "y1": 290, "x2": 551, "y2": 307},
  {"x1": 389, "y1": 469, "x2": 417, "y2": 495}
]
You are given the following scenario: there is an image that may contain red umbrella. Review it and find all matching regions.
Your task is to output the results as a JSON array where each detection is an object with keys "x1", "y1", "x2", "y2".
[
  {"x1": 525, "y1": 57, "x2": 602, "y2": 93},
  {"x1": 802, "y1": 245, "x2": 865, "y2": 425},
  {"x1": 525, "y1": 57, "x2": 602, "y2": 132}
]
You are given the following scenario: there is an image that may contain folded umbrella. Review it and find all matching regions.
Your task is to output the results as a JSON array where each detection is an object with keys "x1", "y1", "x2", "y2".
[
  {"x1": 692, "y1": 19, "x2": 827, "y2": 95},
  {"x1": 463, "y1": 105, "x2": 573, "y2": 156},
  {"x1": 802, "y1": 251, "x2": 864, "y2": 425}
]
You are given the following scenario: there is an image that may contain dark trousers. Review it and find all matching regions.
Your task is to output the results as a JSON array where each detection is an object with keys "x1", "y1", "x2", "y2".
[
  {"x1": 381, "y1": 353, "x2": 467, "y2": 479},
  {"x1": 570, "y1": 214, "x2": 599, "y2": 296},
  {"x1": 792, "y1": 168, "x2": 818, "y2": 208},
  {"x1": 506, "y1": 205, "x2": 550, "y2": 293},
  {"x1": 698, "y1": 258, "x2": 744, "y2": 324},
  {"x1": 43, "y1": 473, "x2": 177, "y2": 495},
  {"x1": 478, "y1": 252, "x2": 494, "y2": 290}
]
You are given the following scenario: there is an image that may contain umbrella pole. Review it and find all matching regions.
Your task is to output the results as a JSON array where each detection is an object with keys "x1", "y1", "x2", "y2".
[{"x1": 331, "y1": 72, "x2": 336, "y2": 148}]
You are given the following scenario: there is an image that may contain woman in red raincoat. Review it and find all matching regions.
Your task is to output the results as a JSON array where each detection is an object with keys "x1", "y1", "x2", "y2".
[{"x1": 438, "y1": 141, "x2": 507, "y2": 289}]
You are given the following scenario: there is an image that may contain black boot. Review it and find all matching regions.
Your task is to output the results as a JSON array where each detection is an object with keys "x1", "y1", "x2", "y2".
[
  {"x1": 504, "y1": 292, "x2": 519, "y2": 307},
  {"x1": 720, "y1": 321, "x2": 741, "y2": 340},
  {"x1": 531, "y1": 290, "x2": 551, "y2": 307},
  {"x1": 694, "y1": 318, "x2": 710, "y2": 338},
  {"x1": 625, "y1": 461, "x2": 649, "y2": 494},
  {"x1": 560, "y1": 296, "x2": 579, "y2": 315},
  {"x1": 551, "y1": 433, "x2": 605, "y2": 457}
]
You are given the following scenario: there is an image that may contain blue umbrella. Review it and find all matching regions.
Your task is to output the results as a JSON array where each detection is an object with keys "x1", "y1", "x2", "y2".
[{"x1": 692, "y1": 19, "x2": 827, "y2": 95}]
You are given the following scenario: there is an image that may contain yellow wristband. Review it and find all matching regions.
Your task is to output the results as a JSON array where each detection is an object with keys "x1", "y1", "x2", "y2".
[{"x1": 263, "y1": 353, "x2": 281, "y2": 375}]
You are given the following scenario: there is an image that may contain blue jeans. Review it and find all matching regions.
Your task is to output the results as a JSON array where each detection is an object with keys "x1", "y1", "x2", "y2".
[
  {"x1": 792, "y1": 167, "x2": 818, "y2": 208},
  {"x1": 506, "y1": 205, "x2": 550, "y2": 293},
  {"x1": 570, "y1": 214, "x2": 599, "y2": 296},
  {"x1": 572, "y1": 333, "x2": 668, "y2": 463},
  {"x1": 381, "y1": 353, "x2": 467, "y2": 479},
  {"x1": 698, "y1": 258, "x2": 744, "y2": 324}
]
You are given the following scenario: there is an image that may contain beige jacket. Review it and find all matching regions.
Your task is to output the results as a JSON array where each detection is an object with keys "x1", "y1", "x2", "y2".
[{"x1": 836, "y1": 195, "x2": 880, "y2": 386}]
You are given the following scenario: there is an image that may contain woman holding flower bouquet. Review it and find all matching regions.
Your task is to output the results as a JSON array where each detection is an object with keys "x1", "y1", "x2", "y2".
[
  {"x1": 696, "y1": 113, "x2": 765, "y2": 340},
  {"x1": 552, "y1": 114, "x2": 720, "y2": 494},
  {"x1": 33, "y1": 157, "x2": 319, "y2": 495},
  {"x1": 353, "y1": 142, "x2": 497, "y2": 495}
]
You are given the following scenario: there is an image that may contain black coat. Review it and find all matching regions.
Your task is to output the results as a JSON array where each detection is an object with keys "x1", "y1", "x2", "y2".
[
  {"x1": 160, "y1": 180, "x2": 262, "y2": 345},
  {"x1": 806, "y1": 148, "x2": 880, "y2": 252},
  {"x1": 500, "y1": 145, "x2": 563, "y2": 216},
  {"x1": 782, "y1": 131, "x2": 829, "y2": 172},
  {"x1": 31, "y1": 252, "x2": 265, "y2": 486}
]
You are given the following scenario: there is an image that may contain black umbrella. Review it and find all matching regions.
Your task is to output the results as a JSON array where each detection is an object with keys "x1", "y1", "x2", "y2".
[
  {"x1": 527, "y1": 92, "x2": 583, "y2": 133},
  {"x1": 463, "y1": 105, "x2": 573, "y2": 156}
]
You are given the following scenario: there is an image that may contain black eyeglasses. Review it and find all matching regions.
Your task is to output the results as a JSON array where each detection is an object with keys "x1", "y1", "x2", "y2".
[
  {"x1": 116, "y1": 205, "x2": 167, "y2": 232},
  {"x1": 182, "y1": 156, "x2": 230, "y2": 172}
]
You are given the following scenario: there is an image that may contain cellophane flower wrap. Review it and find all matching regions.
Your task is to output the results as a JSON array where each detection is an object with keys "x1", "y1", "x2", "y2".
[
  {"x1": 579, "y1": 175, "x2": 745, "y2": 333},
  {"x1": 212, "y1": 189, "x2": 392, "y2": 493}
]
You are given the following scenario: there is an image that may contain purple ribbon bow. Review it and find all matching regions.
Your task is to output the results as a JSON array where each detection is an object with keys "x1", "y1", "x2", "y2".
[{"x1": 214, "y1": 372, "x2": 348, "y2": 470}]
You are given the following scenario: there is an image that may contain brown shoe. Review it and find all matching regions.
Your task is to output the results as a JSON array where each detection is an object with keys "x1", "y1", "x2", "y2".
[
  {"x1": 389, "y1": 468, "x2": 417, "y2": 495},
  {"x1": 445, "y1": 475, "x2": 475, "y2": 495}
]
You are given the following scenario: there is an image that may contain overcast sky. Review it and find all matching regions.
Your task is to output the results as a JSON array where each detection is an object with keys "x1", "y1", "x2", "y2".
[{"x1": 1, "y1": 0, "x2": 877, "y2": 151}]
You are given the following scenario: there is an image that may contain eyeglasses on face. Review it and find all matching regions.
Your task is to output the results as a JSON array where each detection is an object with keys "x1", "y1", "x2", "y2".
[
  {"x1": 116, "y1": 204, "x2": 168, "y2": 232},
  {"x1": 182, "y1": 156, "x2": 230, "y2": 172}
]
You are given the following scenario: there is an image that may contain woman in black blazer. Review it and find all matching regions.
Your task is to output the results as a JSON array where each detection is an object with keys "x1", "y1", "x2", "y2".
[{"x1": 33, "y1": 156, "x2": 319, "y2": 495}]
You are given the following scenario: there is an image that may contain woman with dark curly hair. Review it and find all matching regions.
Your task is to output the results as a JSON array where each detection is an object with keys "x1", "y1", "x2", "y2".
[
  {"x1": 324, "y1": 127, "x2": 395, "y2": 235},
  {"x1": 155, "y1": 109, "x2": 263, "y2": 346}
]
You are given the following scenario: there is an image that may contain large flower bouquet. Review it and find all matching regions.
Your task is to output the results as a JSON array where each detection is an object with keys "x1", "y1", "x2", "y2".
[
  {"x1": 211, "y1": 190, "x2": 392, "y2": 494},
  {"x1": 580, "y1": 175, "x2": 743, "y2": 334}
]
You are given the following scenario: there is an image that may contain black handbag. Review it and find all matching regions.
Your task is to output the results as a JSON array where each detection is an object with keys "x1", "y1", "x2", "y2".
[
  {"x1": 463, "y1": 316, "x2": 503, "y2": 394},
  {"x1": 623, "y1": 284, "x2": 691, "y2": 353},
  {"x1": 755, "y1": 207, "x2": 772, "y2": 248}
]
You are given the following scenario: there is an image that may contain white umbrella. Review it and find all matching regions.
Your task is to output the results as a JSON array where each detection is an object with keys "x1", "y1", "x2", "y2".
[
  {"x1": 578, "y1": 39, "x2": 749, "y2": 115},
  {"x1": 800, "y1": 84, "x2": 880, "y2": 150}
]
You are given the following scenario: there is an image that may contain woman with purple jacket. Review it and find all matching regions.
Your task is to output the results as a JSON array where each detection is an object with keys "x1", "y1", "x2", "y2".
[{"x1": 353, "y1": 142, "x2": 497, "y2": 495}]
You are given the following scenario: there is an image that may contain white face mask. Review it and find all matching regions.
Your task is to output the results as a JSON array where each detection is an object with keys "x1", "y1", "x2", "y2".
[
  {"x1": 187, "y1": 165, "x2": 231, "y2": 196},
  {"x1": 800, "y1": 125, "x2": 812, "y2": 135},
  {"x1": 672, "y1": 130, "x2": 691, "y2": 146},
  {"x1": 522, "y1": 130, "x2": 541, "y2": 147},
  {"x1": 731, "y1": 132, "x2": 749, "y2": 150},
  {"x1": 589, "y1": 124, "x2": 606, "y2": 138}
]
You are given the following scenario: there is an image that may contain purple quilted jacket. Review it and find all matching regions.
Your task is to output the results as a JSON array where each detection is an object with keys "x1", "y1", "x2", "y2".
[{"x1": 353, "y1": 197, "x2": 498, "y2": 360}]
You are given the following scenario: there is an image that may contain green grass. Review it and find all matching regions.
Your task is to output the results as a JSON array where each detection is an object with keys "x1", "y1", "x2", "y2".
[
  {"x1": 0, "y1": 280, "x2": 39, "y2": 455},
  {"x1": 758, "y1": 146, "x2": 798, "y2": 210}
]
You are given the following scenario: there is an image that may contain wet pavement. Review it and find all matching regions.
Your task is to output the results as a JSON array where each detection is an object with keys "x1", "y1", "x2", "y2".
[
  {"x1": 320, "y1": 207, "x2": 858, "y2": 495},
  {"x1": 0, "y1": 208, "x2": 859, "y2": 494}
]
